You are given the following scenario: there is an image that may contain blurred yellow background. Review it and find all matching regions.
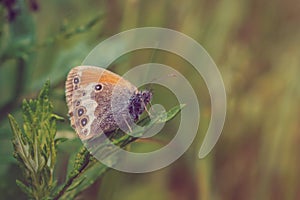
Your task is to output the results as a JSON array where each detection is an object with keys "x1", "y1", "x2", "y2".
[{"x1": 0, "y1": 0, "x2": 299, "y2": 199}]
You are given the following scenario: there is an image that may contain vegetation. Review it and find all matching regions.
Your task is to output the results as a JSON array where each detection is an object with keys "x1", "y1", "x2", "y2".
[{"x1": 0, "y1": 0, "x2": 299, "y2": 199}]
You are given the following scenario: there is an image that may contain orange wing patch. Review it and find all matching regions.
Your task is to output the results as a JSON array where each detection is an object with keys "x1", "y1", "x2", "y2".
[{"x1": 98, "y1": 70, "x2": 121, "y2": 84}]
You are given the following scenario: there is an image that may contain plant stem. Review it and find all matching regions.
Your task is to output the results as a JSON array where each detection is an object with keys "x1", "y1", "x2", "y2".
[{"x1": 53, "y1": 150, "x2": 91, "y2": 200}]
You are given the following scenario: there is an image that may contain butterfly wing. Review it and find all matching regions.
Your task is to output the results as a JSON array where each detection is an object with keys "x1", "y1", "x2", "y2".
[{"x1": 66, "y1": 66, "x2": 137, "y2": 140}]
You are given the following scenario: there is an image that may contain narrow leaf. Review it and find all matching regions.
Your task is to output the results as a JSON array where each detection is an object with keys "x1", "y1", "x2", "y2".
[{"x1": 16, "y1": 180, "x2": 32, "y2": 196}]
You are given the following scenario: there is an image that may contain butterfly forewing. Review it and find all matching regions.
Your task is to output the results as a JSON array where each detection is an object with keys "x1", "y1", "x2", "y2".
[{"x1": 65, "y1": 66, "x2": 137, "y2": 140}]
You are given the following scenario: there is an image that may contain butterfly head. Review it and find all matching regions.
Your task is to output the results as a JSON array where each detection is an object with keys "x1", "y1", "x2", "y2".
[{"x1": 128, "y1": 90, "x2": 152, "y2": 121}]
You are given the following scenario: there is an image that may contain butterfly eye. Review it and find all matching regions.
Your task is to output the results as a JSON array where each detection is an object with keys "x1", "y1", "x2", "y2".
[
  {"x1": 77, "y1": 108, "x2": 84, "y2": 116},
  {"x1": 95, "y1": 84, "x2": 103, "y2": 91},
  {"x1": 73, "y1": 77, "x2": 80, "y2": 84},
  {"x1": 81, "y1": 118, "x2": 88, "y2": 127}
]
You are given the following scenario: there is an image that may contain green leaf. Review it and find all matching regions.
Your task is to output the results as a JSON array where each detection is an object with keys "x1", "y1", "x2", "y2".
[
  {"x1": 137, "y1": 104, "x2": 185, "y2": 127},
  {"x1": 54, "y1": 138, "x2": 69, "y2": 146},
  {"x1": 8, "y1": 114, "x2": 31, "y2": 169},
  {"x1": 115, "y1": 103, "x2": 185, "y2": 146},
  {"x1": 51, "y1": 114, "x2": 65, "y2": 121},
  {"x1": 16, "y1": 180, "x2": 32, "y2": 197},
  {"x1": 9, "y1": 81, "x2": 63, "y2": 200},
  {"x1": 159, "y1": 103, "x2": 186, "y2": 123}
]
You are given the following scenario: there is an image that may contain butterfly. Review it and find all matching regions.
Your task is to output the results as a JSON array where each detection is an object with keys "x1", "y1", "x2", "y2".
[{"x1": 65, "y1": 66, "x2": 152, "y2": 141}]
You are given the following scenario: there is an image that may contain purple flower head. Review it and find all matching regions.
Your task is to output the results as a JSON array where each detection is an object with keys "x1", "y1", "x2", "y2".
[{"x1": 128, "y1": 90, "x2": 152, "y2": 121}]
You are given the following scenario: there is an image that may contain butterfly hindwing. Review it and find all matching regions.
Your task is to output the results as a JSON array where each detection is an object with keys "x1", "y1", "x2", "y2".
[{"x1": 66, "y1": 66, "x2": 137, "y2": 140}]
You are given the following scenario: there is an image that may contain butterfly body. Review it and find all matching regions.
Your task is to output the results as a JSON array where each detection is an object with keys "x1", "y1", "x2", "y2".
[{"x1": 66, "y1": 66, "x2": 152, "y2": 140}]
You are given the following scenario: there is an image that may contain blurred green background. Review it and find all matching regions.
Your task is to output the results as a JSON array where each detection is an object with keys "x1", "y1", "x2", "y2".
[{"x1": 1, "y1": 0, "x2": 300, "y2": 199}]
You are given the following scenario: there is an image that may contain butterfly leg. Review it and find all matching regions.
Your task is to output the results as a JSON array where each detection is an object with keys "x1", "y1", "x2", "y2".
[
  {"x1": 122, "y1": 114, "x2": 133, "y2": 133},
  {"x1": 142, "y1": 99, "x2": 152, "y2": 118}
]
